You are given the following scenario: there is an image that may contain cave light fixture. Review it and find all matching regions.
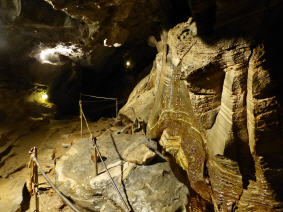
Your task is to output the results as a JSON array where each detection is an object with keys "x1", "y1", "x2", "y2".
[
  {"x1": 38, "y1": 90, "x2": 49, "y2": 104},
  {"x1": 126, "y1": 60, "x2": 131, "y2": 67},
  {"x1": 26, "y1": 87, "x2": 53, "y2": 108},
  {"x1": 124, "y1": 59, "x2": 134, "y2": 70},
  {"x1": 41, "y1": 93, "x2": 48, "y2": 101}
]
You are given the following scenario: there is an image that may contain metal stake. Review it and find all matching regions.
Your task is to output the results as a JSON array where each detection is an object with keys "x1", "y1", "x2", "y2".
[
  {"x1": 33, "y1": 147, "x2": 39, "y2": 212},
  {"x1": 79, "y1": 100, "x2": 83, "y2": 139},
  {"x1": 93, "y1": 137, "x2": 98, "y2": 176},
  {"x1": 115, "y1": 99, "x2": 118, "y2": 117},
  {"x1": 92, "y1": 137, "x2": 130, "y2": 211}
]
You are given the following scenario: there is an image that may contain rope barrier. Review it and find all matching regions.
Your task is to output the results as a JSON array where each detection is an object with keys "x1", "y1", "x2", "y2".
[
  {"x1": 80, "y1": 93, "x2": 117, "y2": 101},
  {"x1": 79, "y1": 100, "x2": 92, "y2": 138},
  {"x1": 31, "y1": 154, "x2": 80, "y2": 212},
  {"x1": 27, "y1": 96, "x2": 127, "y2": 212},
  {"x1": 80, "y1": 92, "x2": 118, "y2": 117},
  {"x1": 80, "y1": 100, "x2": 83, "y2": 139},
  {"x1": 80, "y1": 100, "x2": 113, "y2": 103},
  {"x1": 79, "y1": 100, "x2": 130, "y2": 211},
  {"x1": 31, "y1": 147, "x2": 39, "y2": 212},
  {"x1": 92, "y1": 137, "x2": 130, "y2": 212}
]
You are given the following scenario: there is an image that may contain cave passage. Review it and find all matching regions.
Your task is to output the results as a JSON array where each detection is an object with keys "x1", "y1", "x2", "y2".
[{"x1": 1, "y1": 0, "x2": 283, "y2": 212}]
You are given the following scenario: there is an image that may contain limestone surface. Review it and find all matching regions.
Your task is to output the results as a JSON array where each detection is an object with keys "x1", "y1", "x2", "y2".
[
  {"x1": 122, "y1": 2, "x2": 283, "y2": 209},
  {"x1": 55, "y1": 135, "x2": 189, "y2": 212}
]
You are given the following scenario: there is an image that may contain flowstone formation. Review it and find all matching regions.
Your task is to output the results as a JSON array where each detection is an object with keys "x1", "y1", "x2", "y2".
[{"x1": 121, "y1": 1, "x2": 283, "y2": 211}]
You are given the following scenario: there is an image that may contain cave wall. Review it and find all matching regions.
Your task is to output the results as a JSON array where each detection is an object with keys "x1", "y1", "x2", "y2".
[{"x1": 121, "y1": 0, "x2": 283, "y2": 211}]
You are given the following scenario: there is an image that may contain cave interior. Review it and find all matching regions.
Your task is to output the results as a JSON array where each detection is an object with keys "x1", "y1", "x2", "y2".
[{"x1": 0, "y1": 0, "x2": 283, "y2": 212}]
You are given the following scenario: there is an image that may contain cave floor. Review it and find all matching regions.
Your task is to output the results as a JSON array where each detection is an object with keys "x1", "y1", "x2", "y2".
[
  {"x1": 0, "y1": 116, "x2": 190, "y2": 212},
  {"x1": 0, "y1": 117, "x2": 114, "y2": 212}
]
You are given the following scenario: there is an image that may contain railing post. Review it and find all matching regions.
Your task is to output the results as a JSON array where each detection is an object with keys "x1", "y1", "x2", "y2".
[
  {"x1": 28, "y1": 148, "x2": 81, "y2": 212},
  {"x1": 32, "y1": 147, "x2": 39, "y2": 212},
  {"x1": 115, "y1": 99, "x2": 118, "y2": 117},
  {"x1": 79, "y1": 100, "x2": 83, "y2": 139},
  {"x1": 92, "y1": 137, "x2": 98, "y2": 176}
]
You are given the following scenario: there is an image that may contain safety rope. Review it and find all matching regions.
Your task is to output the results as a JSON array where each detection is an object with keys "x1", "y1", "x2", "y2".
[
  {"x1": 79, "y1": 100, "x2": 130, "y2": 212},
  {"x1": 80, "y1": 100, "x2": 83, "y2": 139},
  {"x1": 32, "y1": 155, "x2": 80, "y2": 212},
  {"x1": 92, "y1": 137, "x2": 130, "y2": 211},
  {"x1": 79, "y1": 100, "x2": 92, "y2": 138},
  {"x1": 80, "y1": 92, "x2": 118, "y2": 117},
  {"x1": 80, "y1": 93, "x2": 117, "y2": 101},
  {"x1": 28, "y1": 95, "x2": 127, "y2": 212}
]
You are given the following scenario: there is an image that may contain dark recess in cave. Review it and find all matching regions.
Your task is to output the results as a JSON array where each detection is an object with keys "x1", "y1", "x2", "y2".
[
  {"x1": 19, "y1": 0, "x2": 193, "y2": 120},
  {"x1": 165, "y1": 0, "x2": 192, "y2": 27},
  {"x1": 80, "y1": 44, "x2": 156, "y2": 120},
  {"x1": 20, "y1": 0, "x2": 67, "y2": 26}
]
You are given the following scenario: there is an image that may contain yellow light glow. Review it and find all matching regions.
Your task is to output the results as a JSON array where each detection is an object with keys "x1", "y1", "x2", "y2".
[
  {"x1": 125, "y1": 60, "x2": 131, "y2": 68},
  {"x1": 41, "y1": 94, "x2": 48, "y2": 100}
]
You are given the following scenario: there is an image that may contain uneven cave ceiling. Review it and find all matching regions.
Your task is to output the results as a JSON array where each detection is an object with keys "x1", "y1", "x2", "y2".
[{"x1": 0, "y1": 0, "x2": 191, "y2": 118}]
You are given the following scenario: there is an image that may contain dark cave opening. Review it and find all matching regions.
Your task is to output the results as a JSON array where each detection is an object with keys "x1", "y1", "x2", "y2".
[
  {"x1": 46, "y1": 0, "x2": 193, "y2": 120},
  {"x1": 46, "y1": 43, "x2": 157, "y2": 120},
  {"x1": 165, "y1": 0, "x2": 192, "y2": 27},
  {"x1": 78, "y1": 44, "x2": 156, "y2": 120},
  {"x1": 20, "y1": 0, "x2": 68, "y2": 26}
]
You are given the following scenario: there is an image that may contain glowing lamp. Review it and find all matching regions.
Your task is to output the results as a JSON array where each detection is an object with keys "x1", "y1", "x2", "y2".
[
  {"x1": 41, "y1": 94, "x2": 48, "y2": 101},
  {"x1": 125, "y1": 59, "x2": 134, "y2": 69},
  {"x1": 126, "y1": 60, "x2": 131, "y2": 67}
]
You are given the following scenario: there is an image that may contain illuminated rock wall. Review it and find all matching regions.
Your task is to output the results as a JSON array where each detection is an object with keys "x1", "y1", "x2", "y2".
[{"x1": 121, "y1": 1, "x2": 283, "y2": 210}]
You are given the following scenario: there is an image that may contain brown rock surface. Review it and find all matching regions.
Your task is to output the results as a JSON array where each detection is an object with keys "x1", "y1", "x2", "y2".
[{"x1": 122, "y1": 1, "x2": 283, "y2": 210}]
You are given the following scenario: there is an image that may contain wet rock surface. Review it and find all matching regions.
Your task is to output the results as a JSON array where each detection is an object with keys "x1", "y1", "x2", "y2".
[{"x1": 56, "y1": 133, "x2": 189, "y2": 211}]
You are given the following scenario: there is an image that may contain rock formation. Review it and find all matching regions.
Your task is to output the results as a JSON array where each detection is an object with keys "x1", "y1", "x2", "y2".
[
  {"x1": 121, "y1": 0, "x2": 283, "y2": 211},
  {"x1": 1, "y1": 0, "x2": 283, "y2": 211},
  {"x1": 55, "y1": 134, "x2": 189, "y2": 212}
]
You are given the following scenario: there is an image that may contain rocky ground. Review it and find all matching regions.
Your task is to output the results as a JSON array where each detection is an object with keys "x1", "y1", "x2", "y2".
[{"x1": 0, "y1": 115, "x2": 189, "y2": 212}]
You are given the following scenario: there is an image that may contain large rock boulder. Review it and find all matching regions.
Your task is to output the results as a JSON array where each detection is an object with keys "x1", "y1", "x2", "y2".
[{"x1": 55, "y1": 134, "x2": 189, "y2": 211}]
